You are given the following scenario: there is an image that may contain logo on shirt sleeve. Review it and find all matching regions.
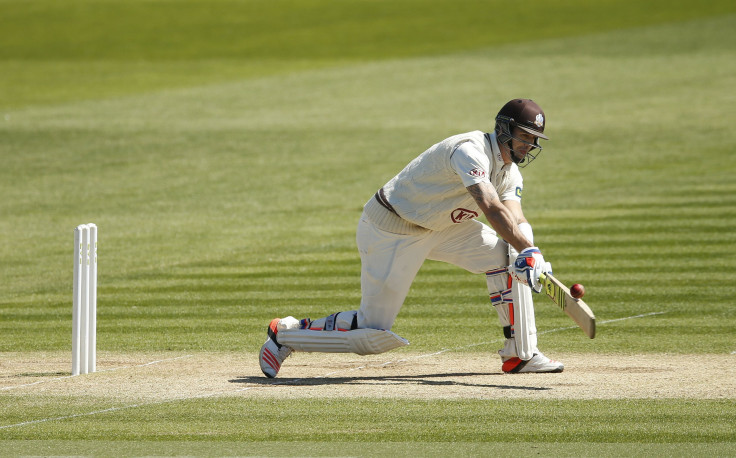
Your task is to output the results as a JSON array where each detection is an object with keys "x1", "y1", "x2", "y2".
[
  {"x1": 515, "y1": 187, "x2": 523, "y2": 198},
  {"x1": 468, "y1": 168, "x2": 486, "y2": 179}
]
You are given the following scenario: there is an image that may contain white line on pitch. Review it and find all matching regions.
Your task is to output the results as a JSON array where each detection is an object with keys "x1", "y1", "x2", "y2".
[
  {"x1": 0, "y1": 383, "x2": 231, "y2": 431},
  {"x1": 0, "y1": 405, "x2": 141, "y2": 430},
  {"x1": 0, "y1": 355, "x2": 194, "y2": 392},
  {"x1": 0, "y1": 311, "x2": 664, "y2": 429}
]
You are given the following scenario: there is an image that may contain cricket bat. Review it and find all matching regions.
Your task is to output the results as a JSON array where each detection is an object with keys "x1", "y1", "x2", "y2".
[{"x1": 539, "y1": 272, "x2": 596, "y2": 339}]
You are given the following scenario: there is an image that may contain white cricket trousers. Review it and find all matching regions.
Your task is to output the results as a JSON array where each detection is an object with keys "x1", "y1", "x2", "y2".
[{"x1": 356, "y1": 211, "x2": 509, "y2": 330}]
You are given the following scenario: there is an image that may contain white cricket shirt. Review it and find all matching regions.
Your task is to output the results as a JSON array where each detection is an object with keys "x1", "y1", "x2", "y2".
[{"x1": 378, "y1": 130, "x2": 523, "y2": 231}]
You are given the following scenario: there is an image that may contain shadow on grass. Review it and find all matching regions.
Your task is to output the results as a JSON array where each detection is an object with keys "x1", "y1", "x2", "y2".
[{"x1": 229, "y1": 372, "x2": 551, "y2": 391}]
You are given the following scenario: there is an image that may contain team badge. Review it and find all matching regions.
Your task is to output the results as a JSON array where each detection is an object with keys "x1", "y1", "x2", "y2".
[
  {"x1": 534, "y1": 114, "x2": 544, "y2": 128},
  {"x1": 515, "y1": 187, "x2": 523, "y2": 198},
  {"x1": 468, "y1": 168, "x2": 486, "y2": 179}
]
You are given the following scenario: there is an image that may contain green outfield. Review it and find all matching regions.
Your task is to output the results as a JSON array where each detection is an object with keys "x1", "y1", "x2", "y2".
[{"x1": 1, "y1": 0, "x2": 735, "y2": 455}]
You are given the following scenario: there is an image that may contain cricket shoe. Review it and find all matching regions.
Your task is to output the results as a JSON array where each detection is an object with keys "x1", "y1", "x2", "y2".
[
  {"x1": 501, "y1": 352, "x2": 564, "y2": 374},
  {"x1": 259, "y1": 316, "x2": 300, "y2": 378}
]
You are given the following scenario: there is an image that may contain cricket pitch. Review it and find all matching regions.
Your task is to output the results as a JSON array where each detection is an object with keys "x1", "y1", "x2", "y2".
[{"x1": 2, "y1": 351, "x2": 733, "y2": 402}]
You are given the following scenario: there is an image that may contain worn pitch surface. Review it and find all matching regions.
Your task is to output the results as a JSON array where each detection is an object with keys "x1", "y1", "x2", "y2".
[{"x1": 2, "y1": 352, "x2": 733, "y2": 402}]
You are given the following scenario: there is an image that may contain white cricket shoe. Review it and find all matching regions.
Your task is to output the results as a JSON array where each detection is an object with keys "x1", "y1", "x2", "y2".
[
  {"x1": 259, "y1": 317, "x2": 299, "y2": 378},
  {"x1": 501, "y1": 352, "x2": 564, "y2": 374}
]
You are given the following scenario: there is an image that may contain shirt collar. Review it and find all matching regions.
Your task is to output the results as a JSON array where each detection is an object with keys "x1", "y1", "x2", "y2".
[
  {"x1": 485, "y1": 131, "x2": 505, "y2": 166},
  {"x1": 485, "y1": 131, "x2": 517, "y2": 174}
]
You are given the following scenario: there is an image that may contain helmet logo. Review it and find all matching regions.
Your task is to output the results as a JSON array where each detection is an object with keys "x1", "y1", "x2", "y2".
[{"x1": 534, "y1": 114, "x2": 544, "y2": 128}]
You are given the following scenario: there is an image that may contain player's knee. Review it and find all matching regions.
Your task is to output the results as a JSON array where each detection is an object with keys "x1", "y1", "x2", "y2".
[{"x1": 485, "y1": 267, "x2": 509, "y2": 294}]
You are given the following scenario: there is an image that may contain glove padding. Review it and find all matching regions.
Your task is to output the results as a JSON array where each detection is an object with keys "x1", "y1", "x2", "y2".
[{"x1": 511, "y1": 247, "x2": 552, "y2": 293}]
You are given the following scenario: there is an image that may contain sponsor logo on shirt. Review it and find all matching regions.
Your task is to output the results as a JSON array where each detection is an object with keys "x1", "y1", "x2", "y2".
[
  {"x1": 515, "y1": 187, "x2": 523, "y2": 198},
  {"x1": 468, "y1": 168, "x2": 486, "y2": 179},
  {"x1": 451, "y1": 208, "x2": 479, "y2": 223}
]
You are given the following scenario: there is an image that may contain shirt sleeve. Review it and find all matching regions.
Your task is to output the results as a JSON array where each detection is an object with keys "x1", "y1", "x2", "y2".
[
  {"x1": 499, "y1": 166, "x2": 524, "y2": 202},
  {"x1": 449, "y1": 141, "x2": 491, "y2": 187}
]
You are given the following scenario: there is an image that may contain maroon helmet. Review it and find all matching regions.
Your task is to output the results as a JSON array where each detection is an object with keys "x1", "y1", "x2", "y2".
[{"x1": 494, "y1": 99, "x2": 548, "y2": 167}]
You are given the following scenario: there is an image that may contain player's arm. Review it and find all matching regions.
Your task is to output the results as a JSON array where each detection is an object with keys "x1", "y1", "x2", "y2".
[
  {"x1": 502, "y1": 199, "x2": 527, "y2": 225},
  {"x1": 499, "y1": 195, "x2": 553, "y2": 292},
  {"x1": 466, "y1": 182, "x2": 532, "y2": 252},
  {"x1": 502, "y1": 199, "x2": 534, "y2": 246}
]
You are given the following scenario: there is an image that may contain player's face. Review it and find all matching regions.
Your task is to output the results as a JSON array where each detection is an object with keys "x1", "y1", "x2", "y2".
[{"x1": 510, "y1": 129, "x2": 537, "y2": 158}]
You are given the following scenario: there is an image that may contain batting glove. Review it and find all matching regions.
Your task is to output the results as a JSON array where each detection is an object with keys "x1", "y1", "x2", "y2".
[{"x1": 512, "y1": 247, "x2": 552, "y2": 293}]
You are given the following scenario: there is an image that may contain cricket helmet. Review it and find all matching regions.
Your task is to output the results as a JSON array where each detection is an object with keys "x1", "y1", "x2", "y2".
[{"x1": 494, "y1": 99, "x2": 548, "y2": 167}]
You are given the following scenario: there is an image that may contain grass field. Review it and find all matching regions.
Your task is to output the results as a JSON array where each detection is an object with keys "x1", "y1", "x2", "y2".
[{"x1": 1, "y1": 0, "x2": 735, "y2": 456}]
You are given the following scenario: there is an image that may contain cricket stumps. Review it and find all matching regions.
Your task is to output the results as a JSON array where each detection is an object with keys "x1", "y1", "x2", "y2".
[{"x1": 72, "y1": 223, "x2": 97, "y2": 376}]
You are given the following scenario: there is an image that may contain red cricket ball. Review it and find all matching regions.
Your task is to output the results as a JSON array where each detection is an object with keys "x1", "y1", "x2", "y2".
[{"x1": 570, "y1": 283, "x2": 585, "y2": 299}]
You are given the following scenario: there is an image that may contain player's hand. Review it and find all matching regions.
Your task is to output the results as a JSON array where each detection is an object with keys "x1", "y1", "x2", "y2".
[{"x1": 511, "y1": 247, "x2": 552, "y2": 293}]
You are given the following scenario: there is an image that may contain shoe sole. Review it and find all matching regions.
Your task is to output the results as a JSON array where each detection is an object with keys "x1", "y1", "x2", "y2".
[
  {"x1": 260, "y1": 318, "x2": 284, "y2": 378},
  {"x1": 260, "y1": 344, "x2": 280, "y2": 378}
]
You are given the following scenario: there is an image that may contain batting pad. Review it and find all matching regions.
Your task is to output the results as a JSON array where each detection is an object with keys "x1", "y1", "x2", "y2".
[
  {"x1": 277, "y1": 328, "x2": 409, "y2": 355},
  {"x1": 511, "y1": 278, "x2": 538, "y2": 361}
]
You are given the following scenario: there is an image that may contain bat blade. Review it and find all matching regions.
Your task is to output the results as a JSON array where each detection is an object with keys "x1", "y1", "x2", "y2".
[{"x1": 539, "y1": 272, "x2": 596, "y2": 339}]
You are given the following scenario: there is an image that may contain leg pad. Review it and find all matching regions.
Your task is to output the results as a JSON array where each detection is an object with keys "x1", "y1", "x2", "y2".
[{"x1": 276, "y1": 328, "x2": 409, "y2": 355}]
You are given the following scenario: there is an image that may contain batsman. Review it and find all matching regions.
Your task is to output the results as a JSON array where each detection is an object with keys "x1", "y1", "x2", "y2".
[{"x1": 259, "y1": 99, "x2": 564, "y2": 377}]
